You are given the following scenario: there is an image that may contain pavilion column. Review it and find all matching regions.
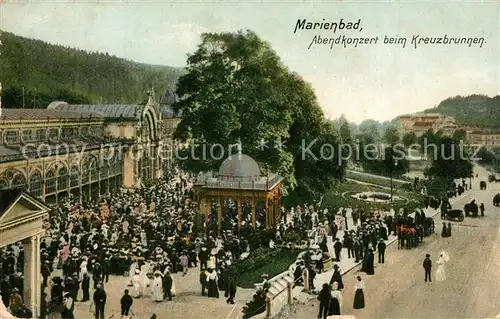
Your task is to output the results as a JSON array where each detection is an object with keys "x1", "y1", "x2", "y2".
[
  {"x1": 41, "y1": 181, "x2": 46, "y2": 202},
  {"x1": 23, "y1": 234, "x2": 41, "y2": 318},
  {"x1": 272, "y1": 200, "x2": 276, "y2": 227},
  {"x1": 269, "y1": 199, "x2": 274, "y2": 228},
  {"x1": 218, "y1": 196, "x2": 223, "y2": 235},
  {"x1": 265, "y1": 198, "x2": 269, "y2": 229},
  {"x1": 237, "y1": 197, "x2": 242, "y2": 231},
  {"x1": 273, "y1": 199, "x2": 279, "y2": 227},
  {"x1": 252, "y1": 197, "x2": 256, "y2": 230}
]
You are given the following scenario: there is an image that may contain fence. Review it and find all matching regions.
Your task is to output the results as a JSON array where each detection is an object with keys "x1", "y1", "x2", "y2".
[
  {"x1": 264, "y1": 271, "x2": 295, "y2": 318},
  {"x1": 260, "y1": 256, "x2": 335, "y2": 318}
]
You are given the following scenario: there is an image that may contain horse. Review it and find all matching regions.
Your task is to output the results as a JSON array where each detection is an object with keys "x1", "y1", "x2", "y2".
[{"x1": 493, "y1": 193, "x2": 500, "y2": 207}]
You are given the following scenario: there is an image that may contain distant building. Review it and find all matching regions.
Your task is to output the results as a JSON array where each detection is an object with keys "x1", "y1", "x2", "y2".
[
  {"x1": 460, "y1": 126, "x2": 500, "y2": 148},
  {"x1": 396, "y1": 113, "x2": 457, "y2": 136}
]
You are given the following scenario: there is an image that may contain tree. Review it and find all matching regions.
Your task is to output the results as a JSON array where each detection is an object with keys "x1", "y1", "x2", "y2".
[
  {"x1": 425, "y1": 135, "x2": 473, "y2": 180},
  {"x1": 453, "y1": 129, "x2": 467, "y2": 142},
  {"x1": 358, "y1": 119, "x2": 380, "y2": 143},
  {"x1": 337, "y1": 115, "x2": 353, "y2": 145},
  {"x1": 172, "y1": 30, "x2": 345, "y2": 200},
  {"x1": 383, "y1": 124, "x2": 400, "y2": 145},
  {"x1": 402, "y1": 132, "x2": 418, "y2": 147}
]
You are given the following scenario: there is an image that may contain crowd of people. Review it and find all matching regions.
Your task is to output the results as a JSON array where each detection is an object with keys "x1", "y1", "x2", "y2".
[{"x1": 0, "y1": 165, "x2": 478, "y2": 319}]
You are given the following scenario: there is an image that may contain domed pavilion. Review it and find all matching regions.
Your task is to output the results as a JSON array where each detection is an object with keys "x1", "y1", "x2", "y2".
[{"x1": 194, "y1": 154, "x2": 284, "y2": 234}]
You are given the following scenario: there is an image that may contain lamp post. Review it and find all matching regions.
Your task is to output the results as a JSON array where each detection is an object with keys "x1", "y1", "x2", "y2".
[{"x1": 390, "y1": 160, "x2": 398, "y2": 202}]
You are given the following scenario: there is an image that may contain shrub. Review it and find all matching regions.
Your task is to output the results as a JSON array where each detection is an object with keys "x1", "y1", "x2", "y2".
[
  {"x1": 283, "y1": 229, "x2": 302, "y2": 244},
  {"x1": 242, "y1": 282, "x2": 270, "y2": 319},
  {"x1": 226, "y1": 247, "x2": 302, "y2": 288}
]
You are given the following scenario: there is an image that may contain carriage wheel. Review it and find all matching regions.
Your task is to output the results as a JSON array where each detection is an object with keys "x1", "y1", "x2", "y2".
[{"x1": 458, "y1": 214, "x2": 464, "y2": 222}]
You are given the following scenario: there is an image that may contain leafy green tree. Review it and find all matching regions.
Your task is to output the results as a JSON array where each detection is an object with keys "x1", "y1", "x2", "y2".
[
  {"x1": 383, "y1": 124, "x2": 400, "y2": 145},
  {"x1": 172, "y1": 30, "x2": 345, "y2": 199},
  {"x1": 402, "y1": 132, "x2": 418, "y2": 147},
  {"x1": 360, "y1": 145, "x2": 409, "y2": 177},
  {"x1": 358, "y1": 119, "x2": 380, "y2": 143},
  {"x1": 425, "y1": 136, "x2": 473, "y2": 179},
  {"x1": 453, "y1": 129, "x2": 467, "y2": 142}
]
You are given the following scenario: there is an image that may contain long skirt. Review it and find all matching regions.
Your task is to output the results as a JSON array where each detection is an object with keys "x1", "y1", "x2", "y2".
[
  {"x1": 207, "y1": 280, "x2": 219, "y2": 298},
  {"x1": 353, "y1": 289, "x2": 365, "y2": 309},
  {"x1": 328, "y1": 297, "x2": 340, "y2": 315}
]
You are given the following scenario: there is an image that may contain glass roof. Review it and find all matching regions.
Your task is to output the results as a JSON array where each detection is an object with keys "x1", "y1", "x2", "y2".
[{"x1": 52, "y1": 104, "x2": 142, "y2": 119}]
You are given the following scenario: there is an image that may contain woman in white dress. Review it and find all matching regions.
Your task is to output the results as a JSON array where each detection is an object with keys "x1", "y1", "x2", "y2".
[
  {"x1": 435, "y1": 251, "x2": 449, "y2": 282},
  {"x1": 151, "y1": 271, "x2": 164, "y2": 302},
  {"x1": 128, "y1": 261, "x2": 138, "y2": 286},
  {"x1": 131, "y1": 269, "x2": 142, "y2": 298},
  {"x1": 139, "y1": 263, "x2": 151, "y2": 296}
]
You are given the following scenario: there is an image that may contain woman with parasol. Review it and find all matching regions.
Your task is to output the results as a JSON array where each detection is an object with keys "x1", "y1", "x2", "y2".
[{"x1": 435, "y1": 251, "x2": 450, "y2": 281}]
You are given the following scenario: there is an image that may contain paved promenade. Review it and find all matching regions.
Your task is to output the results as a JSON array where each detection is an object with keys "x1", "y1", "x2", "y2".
[{"x1": 293, "y1": 165, "x2": 500, "y2": 319}]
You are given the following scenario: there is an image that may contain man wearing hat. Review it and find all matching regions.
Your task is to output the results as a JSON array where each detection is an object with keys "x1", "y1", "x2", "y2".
[
  {"x1": 333, "y1": 238, "x2": 343, "y2": 262},
  {"x1": 120, "y1": 289, "x2": 133, "y2": 318},
  {"x1": 93, "y1": 283, "x2": 107, "y2": 319},
  {"x1": 329, "y1": 264, "x2": 344, "y2": 290},
  {"x1": 423, "y1": 254, "x2": 432, "y2": 282}
]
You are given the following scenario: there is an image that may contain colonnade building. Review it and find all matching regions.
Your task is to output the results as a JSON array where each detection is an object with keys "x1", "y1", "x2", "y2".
[{"x1": 0, "y1": 89, "x2": 171, "y2": 205}]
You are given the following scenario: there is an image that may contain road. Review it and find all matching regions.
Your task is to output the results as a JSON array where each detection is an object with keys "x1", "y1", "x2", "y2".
[{"x1": 292, "y1": 165, "x2": 500, "y2": 319}]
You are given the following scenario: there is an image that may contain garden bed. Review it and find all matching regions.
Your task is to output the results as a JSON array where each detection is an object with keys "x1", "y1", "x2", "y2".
[
  {"x1": 226, "y1": 247, "x2": 303, "y2": 289},
  {"x1": 321, "y1": 181, "x2": 426, "y2": 212}
]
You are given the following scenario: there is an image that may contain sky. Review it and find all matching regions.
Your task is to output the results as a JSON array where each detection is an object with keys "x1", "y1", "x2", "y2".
[{"x1": 0, "y1": 1, "x2": 499, "y2": 123}]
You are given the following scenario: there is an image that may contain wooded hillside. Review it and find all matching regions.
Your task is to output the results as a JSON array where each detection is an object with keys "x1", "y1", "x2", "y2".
[
  {"x1": 0, "y1": 31, "x2": 184, "y2": 107},
  {"x1": 423, "y1": 94, "x2": 500, "y2": 129}
]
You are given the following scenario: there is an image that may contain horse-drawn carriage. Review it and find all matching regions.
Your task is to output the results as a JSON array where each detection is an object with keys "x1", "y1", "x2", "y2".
[
  {"x1": 464, "y1": 200, "x2": 479, "y2": 217},
  {"x1": 494, "y1": 193, "x2": 500, "y2": 207},
  {"x1": 480, "y1": 181, "x2": 487, "y2": 190},
  {"x1": 444, "y1": 209, "x2": 465, "y2": 221}
]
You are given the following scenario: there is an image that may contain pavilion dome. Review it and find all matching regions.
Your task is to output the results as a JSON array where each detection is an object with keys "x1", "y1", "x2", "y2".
[{"x1": 218, "y1": 154, "x2": 261, "y2": 180}]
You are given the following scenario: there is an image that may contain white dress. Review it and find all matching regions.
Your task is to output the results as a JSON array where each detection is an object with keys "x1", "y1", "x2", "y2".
[
  {"x1": 435, "y1": 257, "x2": 446, "y2": 281},
  {"x1": 131, "y1": 274, "x2": 141, "y2": 297},
  {"x1": 139, "y1": 265, "x2": 150, "y2": 295},
  {"x1": 151, "y1": 276, "x2": 163, "y2": 301},
  {"x1": 129, "y1": 262, "x2": 137, "y2": 284}
]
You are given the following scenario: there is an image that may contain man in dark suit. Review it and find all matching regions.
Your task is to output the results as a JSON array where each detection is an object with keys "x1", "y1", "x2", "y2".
[
  {"x1": 333, "y1": 238, "x2": 343, "y2": 262},
  {"x1": 377, "y1": 239, "x2": 386, "y2": 263},
  {"x1": 330, "y1": 222, "x2": 338, "y2": 240},
  {"x1": 423, "y1": 254, "x2": 432, "y2": 282},
  {"x1": 344, "y1": 233, "x2": 354, "y2": 259}
]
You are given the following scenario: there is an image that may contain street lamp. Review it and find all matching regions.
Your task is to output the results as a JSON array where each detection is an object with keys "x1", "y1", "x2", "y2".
[{"x1": 390, "y1": 160, "x2": 398, "y2": 202}]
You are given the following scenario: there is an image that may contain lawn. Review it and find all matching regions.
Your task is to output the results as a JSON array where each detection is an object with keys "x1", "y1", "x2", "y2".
[
  {"x1": 321, "y1": 180, "x2": 426, "y2": 212},
  {"x1": 345, "y1": 170, "x2": 412, "y2": 189}
]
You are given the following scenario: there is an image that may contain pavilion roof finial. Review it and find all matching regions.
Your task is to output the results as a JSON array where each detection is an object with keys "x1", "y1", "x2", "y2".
[{"x1": 237, "y1": 137, "x2": 242, "y2": 155}]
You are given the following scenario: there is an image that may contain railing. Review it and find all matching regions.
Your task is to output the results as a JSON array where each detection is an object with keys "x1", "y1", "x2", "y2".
[
  {"x1": 264, "y1": 271, "x2": 295, "y2": 318},
  {"x1": 195, "y1": 174, "x2": 282, "y2": 190}
]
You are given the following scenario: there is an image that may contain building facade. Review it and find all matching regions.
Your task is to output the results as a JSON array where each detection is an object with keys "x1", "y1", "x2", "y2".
[
  {"x1": 397, "y1": 113, "x2": 457, "y2": 136},
  {"x1": 462, "y1": 127, "x2": 500, "y2": 148},
  {"x1": 0, "y1": 86, "x2": 167, "y2": 205}
]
